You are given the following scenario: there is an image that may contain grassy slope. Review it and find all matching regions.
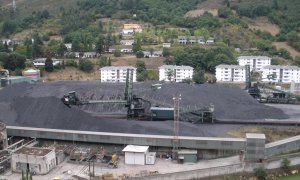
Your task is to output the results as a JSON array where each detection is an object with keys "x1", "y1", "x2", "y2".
[{"x1": 278, "y1": 174, "x2": 300, "y2": 180}]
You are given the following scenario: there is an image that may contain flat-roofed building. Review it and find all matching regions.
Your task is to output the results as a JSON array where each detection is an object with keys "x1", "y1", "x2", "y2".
[
  {"x1": 100, "y1": 66, "x2": 136, "y2": 83},
  {"x1": 159, "y1": 65, "x2": 193, "y2": 82},
  {"x1": 262, "y1": 65, "x2": 300, "y2": 83},
  {"x1": 12, "y1": 147, "x2": 56, "y2": 175},
  {"x1": 216, "y1": 64, "x2": 245, "y2": 82},
  {"x1": 238, "y1": 56, "x2": 271, "y2": 72}
]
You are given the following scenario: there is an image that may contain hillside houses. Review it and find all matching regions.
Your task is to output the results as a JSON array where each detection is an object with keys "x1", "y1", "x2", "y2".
[
  {"x1": 33, "y1": 58, "x2": 60, "y2": 67},
  {"x1": 122, "y1": 23, "x2": 142, "y2": 35},
  {"x1": 177, "y1": 36, "x2": 213, "y2": 45}
]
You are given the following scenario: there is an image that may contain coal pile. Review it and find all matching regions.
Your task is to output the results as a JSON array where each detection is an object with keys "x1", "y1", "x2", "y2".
[{"x1": 0, "y1": 81, "x2": 289, "y2": 137}]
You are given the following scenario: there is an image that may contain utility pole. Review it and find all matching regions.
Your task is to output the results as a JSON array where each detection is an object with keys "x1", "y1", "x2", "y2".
[{"x1": 172, "y1": 94, "x2": 181, "y2": 160}]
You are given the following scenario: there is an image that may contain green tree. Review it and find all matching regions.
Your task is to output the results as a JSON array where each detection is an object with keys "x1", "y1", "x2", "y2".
[
  {"x1": 45, "y1": 57, "x2": 54, "y2": 72},
  {"x1": 133, "y1": 38, "x2": 142, "y2": 53},
  {"x1": 136, "y1": 60, "x2": 147, "y2": 81},
  {"x1": 71, "y1": 38, "x2": 81, "y2": 52},
  {"x1": 58, "y1": 42, "x2": 67, "y2": 57},
  {"x1": 114, "y1": 49, "x2": 121, "y2": 57},
  {"x1": 193, "y1": 68, "x2": 206, "y2": 84},
  {"x1": 218, "y1": 7, "x2": 233, "y2": 18},
  {"x1": 1, "y1": 21, "x2": 17, "y2": 37},
  {"x1": 136, "y1": 51, "x2": 144, "y2": 58},
  {"x1": 2, "y1": 53, "x2": 26, "y2": 71},
  {"x1": 95, "y1": 36, "x2": 105, "y2": 55},
  {"x1": 79, "y1": 59, "x2": 93, "y2": 72},
  {"x1": 162, "y1": 48, "x2": 170, "y2": 57},
  {"x1": 166, "y1": 69, "x2": 174, "y2": 82}
]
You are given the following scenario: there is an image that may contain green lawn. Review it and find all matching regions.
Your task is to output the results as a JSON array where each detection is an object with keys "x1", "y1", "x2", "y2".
[{"x1": 277, "y1": 174, "x2": 300, "y2": 180}]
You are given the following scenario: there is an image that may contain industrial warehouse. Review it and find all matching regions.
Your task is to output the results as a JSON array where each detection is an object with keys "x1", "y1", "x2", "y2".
[{"x1": 0, "y1": 74, "x2": 300, "y2": 179}]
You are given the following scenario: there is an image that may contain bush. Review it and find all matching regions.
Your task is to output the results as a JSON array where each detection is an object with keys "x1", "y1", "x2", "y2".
[
  {"x1": 113, "y1": 49, "x2": 121, "y2": 57},
  {"x1": 79, "y1": 59, "x2": 93, "y2": 72},
  {"x1": 254, "y1": 167, "x2": 267, "y2": 180},
  {"x1": 65, "y1": 59, "x2": 78, "y2": 67},
  {"x1": 280, "y1": 158, "x2": 291, "y2": 172}
]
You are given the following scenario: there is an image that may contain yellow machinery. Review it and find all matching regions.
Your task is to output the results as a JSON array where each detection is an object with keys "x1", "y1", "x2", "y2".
[{"x1": 108, "y1": 154, "x2": 118, "y2": 168}]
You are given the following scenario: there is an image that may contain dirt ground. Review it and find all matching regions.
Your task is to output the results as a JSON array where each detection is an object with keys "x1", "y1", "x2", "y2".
[
  {"x1": 246, "y1": 16, "x2": 280, "y2": 36},
  {"x1": 185, "y1": 0, "x2": 223, "y2": 17},
  {"x1": 42, "y1": 55, "x2": 164, "y2": 81},
  {"x1": 228, "y1": 126, "x2": 300, "y2": 143},
  {"x1": 112, "y1": 55, "x2": 165, "y2": 69},
  {"x1": 42, "y1": 67, "x2": 100, "y2": 81},
  {"x1": 273, "y1": 42, "x2": 300, "y2": 57}
]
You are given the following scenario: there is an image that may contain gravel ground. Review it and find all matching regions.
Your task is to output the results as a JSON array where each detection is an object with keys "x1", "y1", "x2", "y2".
[{"x1": 0, "y1": 81, "x2": 290, "y2": 137}]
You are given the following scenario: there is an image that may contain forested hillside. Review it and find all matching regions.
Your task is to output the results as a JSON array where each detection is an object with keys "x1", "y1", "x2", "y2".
[{"x1": 0, "y1": 0, "x2": 300, "y2": 80}]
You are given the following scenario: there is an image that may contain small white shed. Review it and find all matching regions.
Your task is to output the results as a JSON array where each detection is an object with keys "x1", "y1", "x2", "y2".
[{"x1": 122, "y1": 145, "x2": 149, "y2": 165}]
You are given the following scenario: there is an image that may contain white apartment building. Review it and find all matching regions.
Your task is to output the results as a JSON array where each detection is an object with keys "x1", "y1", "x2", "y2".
[
  {"x1": 237, "y1": 56, "x2": 271, "y2": 72},
  {"x1": 100, "y1": 66, "x2": 137, "y2": 83},
  {"x1": 215, "y1": 64, "x2": 245, "y2": 82},
  {"x1": 262, "y1": 65, "x2": 300, "y2": 83},
  {"x1": 159, "y1": 65, "x2": 193, "y2": 82}
]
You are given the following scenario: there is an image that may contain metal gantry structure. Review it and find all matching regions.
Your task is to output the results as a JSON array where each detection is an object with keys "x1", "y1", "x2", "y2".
[
  {"x1": 172, "y1": 94, "x2": 181, "y2": 159},
  {"x1": 61, "y1": 69, "x2": 145, "y2": 119},
  {"x1": 245, "y1": 65, "x2": 298, "y2": 104}
]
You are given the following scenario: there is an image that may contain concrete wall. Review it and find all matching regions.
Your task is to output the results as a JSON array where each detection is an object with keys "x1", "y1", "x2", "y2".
[
  {"x1": 128, "y1": 163, "x2": 244, "y2": 180},
  {"x1": 12, "y1": 150, "x2": 56, "y2": 175},
  {"x1": 7, "y1": 126, "x2": 246, "y2": 151},
  {"x1": 266, "y1": 135, "x2": 300, "y2": 157}
]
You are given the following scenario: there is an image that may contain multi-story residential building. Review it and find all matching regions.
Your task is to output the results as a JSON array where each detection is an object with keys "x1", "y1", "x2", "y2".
[
  {"x1": 159, "y1": 65, "x2": 193, "y2": 82},
  {"x1": 215, "y1": 64, "x2": 245, "y2": 82},
  {"x1": 262, "y1": 65, "x2": 300, "y2": 83},
  {"x1": 100, "y1": 66, "x2": 137, "y2": 83},
  {"x1": 237, "y1": 56, "x2": 271, "y2": 72}
]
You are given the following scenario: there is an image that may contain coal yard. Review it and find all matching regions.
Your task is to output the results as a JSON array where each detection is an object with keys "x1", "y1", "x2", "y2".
[{"x1": 0, "y1": 81, "x2": 297, "y2": 137}]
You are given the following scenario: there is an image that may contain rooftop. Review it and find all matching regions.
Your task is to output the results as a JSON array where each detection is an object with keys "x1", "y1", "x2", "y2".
[
  {"x1": 246, "y1": 133, "x2": 266, "y2": 139},
  {"x1": 216, "y1": 64, "x2": 244, "y2": 69},
  {"x1": 264, "y1": 65, "x2": 300, "y2": 70},
  {"x1": 122, "y1": 145, "x2": 149, "y2": 153},
  {"x1": 238, "y1": 56, "x2": 271, "y2": 60},
  {"x1": 159, "y1": 65, "x2": 193, "y2": 70},
  {"x1": 100, "y1": 66, "x2": 136, "y2": 70},
  {"x1": 14, "y1": 147, "x2": 53, "y2": 156}
]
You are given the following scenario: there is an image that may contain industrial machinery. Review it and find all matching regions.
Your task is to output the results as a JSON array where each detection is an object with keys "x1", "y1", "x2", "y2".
[
  {"x1": 245, "y1": 65, "x2": 298, "y2": 104},
  {"x1": 0, "y1": 69, "x2": 9, "y2": 87},
  {"x1": 61, "y1": 69, "x2": 215, "y2": 122},
  {"x1": 61, "y1": 69, "x2": 145, "y2": 119}
]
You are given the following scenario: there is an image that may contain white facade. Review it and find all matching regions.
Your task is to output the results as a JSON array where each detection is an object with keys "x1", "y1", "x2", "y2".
[
  {"x1": 122, "y1": 28, "x2": 142, "y2": 35},
  {"x1": 122, "y1": 145, "x2": 149, "y2": 165},
  {"x1": 100, "y1": 66, "x2": 136, "y2": 83},
  {"x1": 64, "y1": 43, "x2": 72, "y2": 50},
  {"x1": 215, "y1": 64, "x2": 245, "y2": 82},
  {"x1": 162, "y1": 43, "x2": 171, "y2": 48},
  {"x1": 237, "y1": 56, "x2": 271, "y2": 72},
  {"x1": 262, "y1": 65, "x2": 300, "y2": 83},
  {"x1": 12, "y1": 147, "x2": 56, "y2": 175},
  {"x1": 33, "y1": 58, "x2": 60, "y2": 66},
  {"x1": 159, "y1": 65, "x2": 194, "y2": 82},
  {"x1": 120, "y1": 40, "x2": 134, "y2": 46}
]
